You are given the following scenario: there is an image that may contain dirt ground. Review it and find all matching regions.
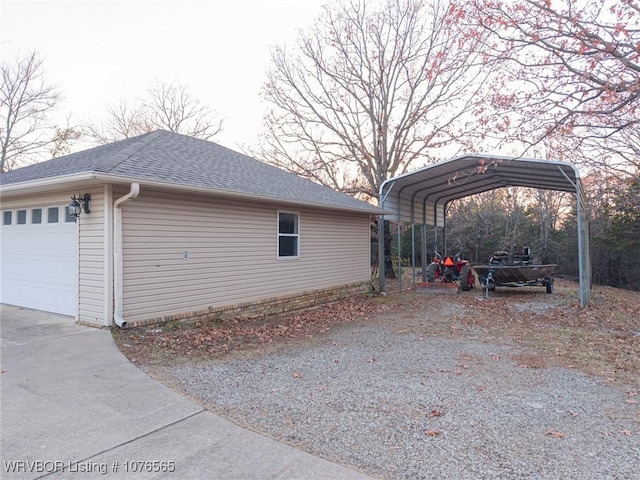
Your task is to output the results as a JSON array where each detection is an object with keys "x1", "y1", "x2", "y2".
[{"x1": 113, "y1": 278, "x2": 640, "y2": 388}]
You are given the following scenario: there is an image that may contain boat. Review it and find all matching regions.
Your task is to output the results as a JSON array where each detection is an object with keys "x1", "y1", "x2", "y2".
[{"x1": 473, "y1": 248, "x2": 557, "y2": 294}]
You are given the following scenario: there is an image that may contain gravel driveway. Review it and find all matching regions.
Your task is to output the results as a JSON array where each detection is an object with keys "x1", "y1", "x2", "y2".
[{"x1": 147, "y1": 292, "x2": 639, "y2": 480}]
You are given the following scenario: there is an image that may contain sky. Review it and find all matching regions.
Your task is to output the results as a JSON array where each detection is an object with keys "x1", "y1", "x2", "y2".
[{"x1": 1, "y1": 0, "x2": 327, "y2": 150}]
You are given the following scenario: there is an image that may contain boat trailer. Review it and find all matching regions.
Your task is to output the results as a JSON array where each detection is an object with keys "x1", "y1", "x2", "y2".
[{"x1": 473, "y1": 248, "x2": 557, "y2": 299}]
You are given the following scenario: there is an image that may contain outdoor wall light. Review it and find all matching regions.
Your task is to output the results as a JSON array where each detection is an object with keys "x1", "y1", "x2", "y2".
[{"x1": 68, "y1": 193, "x2": 91, "y2": 222}]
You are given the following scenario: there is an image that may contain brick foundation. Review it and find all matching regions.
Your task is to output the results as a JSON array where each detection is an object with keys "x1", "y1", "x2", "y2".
[{"x1": 122, "y1": 281, "x2": 373, "y2": 328}]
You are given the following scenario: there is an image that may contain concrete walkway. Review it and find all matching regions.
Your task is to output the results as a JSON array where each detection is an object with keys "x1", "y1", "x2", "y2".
[{"x1": 0, "y1": 305, "x2": 373, "y2": 480}]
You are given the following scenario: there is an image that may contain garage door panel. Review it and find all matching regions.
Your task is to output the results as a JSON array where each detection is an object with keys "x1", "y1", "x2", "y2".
[{"x1": 1, "y1": 219, "x2": 77, "y2": 316}]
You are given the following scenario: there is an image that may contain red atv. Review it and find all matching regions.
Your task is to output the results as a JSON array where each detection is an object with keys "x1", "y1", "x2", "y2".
[{"x1": 425, "y1": 252, "x2": 475, "y2": 291}]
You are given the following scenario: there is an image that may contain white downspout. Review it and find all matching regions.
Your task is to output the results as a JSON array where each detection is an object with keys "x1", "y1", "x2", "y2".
[{"x1": 113, "y1": 183, "x2": 140, "y2": 327}]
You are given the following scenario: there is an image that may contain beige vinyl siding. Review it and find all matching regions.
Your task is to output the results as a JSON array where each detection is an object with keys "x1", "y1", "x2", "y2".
[
  {"x1": 121, "y1": 189, "x2": 371, "y2": 322},
  {"x1": 77, "y1": 187, "x2": 106, "y2": 325}
]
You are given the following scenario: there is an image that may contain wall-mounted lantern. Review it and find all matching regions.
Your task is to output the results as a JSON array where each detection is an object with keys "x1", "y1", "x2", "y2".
[{"x1": 68, "y1": 193, "x2": 91, "y2": 222}]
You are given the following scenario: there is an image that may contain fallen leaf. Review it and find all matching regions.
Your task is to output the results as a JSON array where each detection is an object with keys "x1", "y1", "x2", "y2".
[
  {"x1": 544, "y1": 429, "x2": 564, "y2": 438},
  {"x1": 425, "y1": 430, "x2": 441, "y2": 437},
  {"x1": 429, "y1": 410, "x2": 443, "y2": 418},
  {"x1": 624, "y1": 399, "x2": 638, "y2": 404},
  {"x1": 292, "y1": 371, "x2": 302, "y2": 378},
  {"x1": 621, "y1": 430, "x2": 633, "y2": 436}
]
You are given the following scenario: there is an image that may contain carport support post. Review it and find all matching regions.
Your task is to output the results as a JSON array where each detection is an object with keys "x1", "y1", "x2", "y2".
[
  {"x1": 433, "y1": 205, "x2": 438, "y2": 255},
  {"x1": 411, "y1": 224, "x2": 416, "y2": 288},
  {"x1": 397, "y1": 219, "x2": 402, "y2": 291},
  {"x1": 378, "y1": 215, "x2": 386, "y2": 293},
  {"x1": 421, "y1": 224, "x2": 427, "y2": 282},
  {"x1": 576, "y1": 182, "x2": 591, "y2": 307}
]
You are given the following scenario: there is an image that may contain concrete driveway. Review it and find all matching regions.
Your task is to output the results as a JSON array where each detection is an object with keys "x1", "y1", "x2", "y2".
[{"x1": 0, "y1": 305, "x2": 372, "y2": 480}]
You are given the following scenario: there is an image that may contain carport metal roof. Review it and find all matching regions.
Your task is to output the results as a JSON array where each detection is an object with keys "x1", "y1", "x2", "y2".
[{"x1": 377, "y1": 154, "x2": 591, "y2": 306}]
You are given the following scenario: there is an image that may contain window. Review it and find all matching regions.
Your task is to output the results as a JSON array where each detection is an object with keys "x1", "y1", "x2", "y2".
[
  {"x1": 64, "y1": 206, "x2": 75, "y2": 223},
  {"x1": 278, "y1": 212, "x2": 299, "y2": 258},
  {"x1": 47, "y1": 207, "x2": 59, "y2": 223},
  {"x1": 31, "y1": 208, "x2": 42, "y2": 224},
  {"x1": 3, "y1": 211, "x2": 12, "y2": 225},
  {"x1": 16, "y1": 210, "x2": 27, "y2": 224}
]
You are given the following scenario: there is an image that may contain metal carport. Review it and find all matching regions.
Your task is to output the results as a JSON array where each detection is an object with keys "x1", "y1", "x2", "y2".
[{"x1": 377, "y1": 154, "x2": 591, "y2": 306}]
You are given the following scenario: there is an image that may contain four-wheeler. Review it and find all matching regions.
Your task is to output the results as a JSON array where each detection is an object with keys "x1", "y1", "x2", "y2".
[{"x1": 425, "y1": 252, "x2": 475, "y2": 291}]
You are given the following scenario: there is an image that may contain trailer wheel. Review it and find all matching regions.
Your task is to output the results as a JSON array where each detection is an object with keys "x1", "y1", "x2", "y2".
[
  {"x1": 545, "y1": 277, "x2": 554, "y2": 294},
  {"x1": 460, "y1": 265, "x2": 474, "y2": 291}
]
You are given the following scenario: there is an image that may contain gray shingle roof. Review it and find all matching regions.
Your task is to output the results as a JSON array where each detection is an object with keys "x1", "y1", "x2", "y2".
[{"x1": 1, "y1": 130, "x2": 381, "y2": 214}]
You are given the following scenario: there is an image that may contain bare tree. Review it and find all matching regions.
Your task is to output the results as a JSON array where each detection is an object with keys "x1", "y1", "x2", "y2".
[
  {"x1": 1, "y1": 51, "x2": 61, "y2": 172},
  {"x1": 144, "y1": 81, "x2": 223, "y2": 139},
  {"x1": 256, "y1": 0, "x2": 496, "y2": 201},
  {"x1": 527, "y1": 189, "x2": 572, "y2": 263},
  {"x1": 83, "y1": 100, "x2": 152, "y2": 144},
  {"x1": 471, "y1": 0, "x2": 640, "y2": 173},
  {"x1": 49, "y1": 122, "x2": 82, "y2": 158},
  {"x1": 84, "y1": 81, "x2": 223, "y2": 144}
]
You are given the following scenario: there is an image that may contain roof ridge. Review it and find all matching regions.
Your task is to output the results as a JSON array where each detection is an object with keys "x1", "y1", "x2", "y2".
[{"x1": 97, "y1": 131, "x2": 164, "y2": 173}]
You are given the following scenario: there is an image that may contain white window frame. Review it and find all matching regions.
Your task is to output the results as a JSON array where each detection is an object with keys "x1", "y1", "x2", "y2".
[
  {"x1": 2, "y1": 210, "x2": 12, "y2": 226},
  {"x1": 31, "y1": 208, "x2": 43, "y2": 224},
  {"x1": 64, "y1": 205, "x2": 75, "y2": 223},
  {"x1": 47, "y1": 206, "x2": 60, "y2": 224},
  {"x1": 277, "y1": 210, "x2": 300, "y2": 259},
  {"x1": 16, "y1": 209, "x2": 27, "y2": 225}
]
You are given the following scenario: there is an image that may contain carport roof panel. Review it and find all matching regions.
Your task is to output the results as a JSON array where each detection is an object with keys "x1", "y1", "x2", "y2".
[{"x1": 382, "y1": 154, "x2": 581, "y2": 209}]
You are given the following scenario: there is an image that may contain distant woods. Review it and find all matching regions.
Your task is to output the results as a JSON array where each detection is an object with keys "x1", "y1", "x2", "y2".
[{"x1": 389, "y1": 180, "x2": 640, "y2": 292}]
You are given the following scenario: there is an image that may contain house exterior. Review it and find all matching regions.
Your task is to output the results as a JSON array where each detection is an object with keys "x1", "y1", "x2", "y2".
[{"x1": 0, "y1": 130, "x2": 382, "y2": 327}]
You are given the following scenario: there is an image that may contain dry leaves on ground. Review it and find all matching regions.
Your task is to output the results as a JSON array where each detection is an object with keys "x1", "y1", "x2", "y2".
[
  {"x1": 113, "y1": 296, "x2": 405, "y2": 365},
  {"x1": 113, "y1": 278, "x2": 640, "y2": 387}
]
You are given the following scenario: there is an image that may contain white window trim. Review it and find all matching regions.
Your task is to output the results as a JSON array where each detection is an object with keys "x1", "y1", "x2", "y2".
[
  {"x1": 2, "y1": 210, "x2": 13, "y2": 226},
  {"x1": 31, "y1": 208, "x2": 43, "y2": 225},
  {"x1": 2, "y1": 205, "x2": 73, "y2": 226},
  {"x1": 64, "y1": 204, "x2": 75, "y2": 223},
  {"x1": 46, "y1": 206, "x2": 61, "y2": 224},
  {"x1": 277, "y1": 210, "x2": 300, "y2": 260},
  {"x1": 16, "y1": 209, "x2": 27, "y2": 225}
]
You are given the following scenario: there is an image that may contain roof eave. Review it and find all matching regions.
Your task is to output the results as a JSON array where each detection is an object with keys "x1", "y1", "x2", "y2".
[
  {"x1": 1, "y1": 172, "x2": 385, "y2": 216},
  {"x1": 0, "y1": 172, "x2": 101, "y2": 196}
]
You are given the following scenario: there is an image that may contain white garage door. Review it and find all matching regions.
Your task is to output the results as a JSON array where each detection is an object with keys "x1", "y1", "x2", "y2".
[{"x1": 1, "y1": 206, "x2": 78, "y2": 316}]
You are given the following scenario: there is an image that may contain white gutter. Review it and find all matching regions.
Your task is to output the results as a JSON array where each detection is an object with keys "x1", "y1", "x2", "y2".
[{"x1": 113, "y1": 183, "x2": 140, "y2": 327}]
